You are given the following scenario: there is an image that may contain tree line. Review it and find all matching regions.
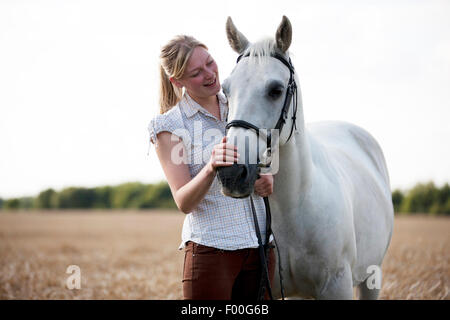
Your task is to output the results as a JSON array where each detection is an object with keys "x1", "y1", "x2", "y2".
[
  {"x1": 0, "y1": 181, "x2": 176, "y2": 210},
  {"x1": 391, "y1": 181, "x2": 450, "y2": 215},
  {"x1": 0, "y1": 181, "x2": 449, "y2": 214}
]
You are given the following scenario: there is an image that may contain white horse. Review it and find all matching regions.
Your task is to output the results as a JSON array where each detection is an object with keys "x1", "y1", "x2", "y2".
[{"x1": 218, "y1": 16, "x2": 394, "y2": 299}]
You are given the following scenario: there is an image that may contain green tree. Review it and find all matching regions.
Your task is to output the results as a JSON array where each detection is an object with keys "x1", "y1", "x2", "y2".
[
  {"x1": 93, "y1": 186, "x2": 113, "y2": 209},
  {"x1": 429, "y1": 184, "x2": 450, "y2": 215},
  {"x1": 401, "y1": 181, "x2": 439, "y2": 214},
  {"x1": 443, "y1": 198, "x2": 450, "y2": 215},
  {"x1": 18, "y1": 197, "x2": 34, "y2": 209},
  {"x1": 138, "y1": 182, "x2": 176, "y2": 209},
  {"x1": 4, "y1": 198, "x2": 20, "y2": 210},
  {"x1": 437, "y1": 183, "x2": 450, "y2": 214},
  {"x1": 55, "y1": 187, "x2": 96, "y2": 208},
  {"x1": 111, "y1": 182, "x2": 147, "y2": 208},
  {"x1": 35, "y1": 188, "x2": 57, "y2": 209},
  {"x1": 391, "y1": 189, "x2": 404, "y2": 213}
]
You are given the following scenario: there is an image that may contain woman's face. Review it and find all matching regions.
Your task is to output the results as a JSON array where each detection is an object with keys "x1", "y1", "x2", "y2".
[{"x1": 173, "y1": 46, "x2": 220, "y2": 99}]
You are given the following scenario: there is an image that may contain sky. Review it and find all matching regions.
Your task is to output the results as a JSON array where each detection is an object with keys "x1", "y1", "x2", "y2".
[{"x1": 0, "y1": 0, "x2": 449, "y2": 198}]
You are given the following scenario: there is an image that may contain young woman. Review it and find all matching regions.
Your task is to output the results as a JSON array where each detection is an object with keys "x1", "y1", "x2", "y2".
[{"x1": 148, "y1": 35, "x2": 275, "y2": 300}]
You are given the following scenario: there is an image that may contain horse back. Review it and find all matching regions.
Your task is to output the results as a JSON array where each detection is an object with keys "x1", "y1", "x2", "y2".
[{"x1": 306, "y1": 120, "x2": 391, "y2": 193}]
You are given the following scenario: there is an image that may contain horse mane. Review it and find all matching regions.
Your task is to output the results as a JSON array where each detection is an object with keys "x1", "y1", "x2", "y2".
[{"x1": 243, "y1": 38, "x2": 282, "y2": 64}]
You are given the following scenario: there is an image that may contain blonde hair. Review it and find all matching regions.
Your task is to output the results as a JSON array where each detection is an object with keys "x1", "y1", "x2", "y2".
[{"x1": 159, "y1": 35, "x2": 208, "y2": 114}]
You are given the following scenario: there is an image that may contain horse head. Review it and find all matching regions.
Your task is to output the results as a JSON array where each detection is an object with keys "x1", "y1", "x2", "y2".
[{"x1": 217, "y1": 16, "x2": 302, "y2": 198}]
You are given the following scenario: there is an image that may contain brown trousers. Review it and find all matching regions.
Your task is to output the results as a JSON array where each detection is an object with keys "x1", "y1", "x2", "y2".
[{"x1": 182, "y1": 241, "x2": 275, "y2": 300}]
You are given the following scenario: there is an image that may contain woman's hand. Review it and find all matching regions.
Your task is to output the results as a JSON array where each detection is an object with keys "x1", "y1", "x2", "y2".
[
  {"x1": 254, "y1": 174, "x2": 274, "y2": 197},
  {"x1": 207, "y1": 136, "x2": 239, "y2": 174}
]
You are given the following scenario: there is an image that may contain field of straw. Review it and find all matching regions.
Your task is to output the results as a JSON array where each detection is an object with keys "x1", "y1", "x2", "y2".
[{"x1": 0, "y1": 210, "x2": 448, "y2": 300}]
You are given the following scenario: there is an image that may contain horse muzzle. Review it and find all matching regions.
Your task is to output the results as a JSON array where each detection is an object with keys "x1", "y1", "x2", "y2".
[{"x1": 216, "y1": 163, "x2": 259, "y2": 198}]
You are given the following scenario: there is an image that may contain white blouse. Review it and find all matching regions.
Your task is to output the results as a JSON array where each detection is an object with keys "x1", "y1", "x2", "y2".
[{"x1": 147, "y1": 91, "x2": 269, "y2": 250}]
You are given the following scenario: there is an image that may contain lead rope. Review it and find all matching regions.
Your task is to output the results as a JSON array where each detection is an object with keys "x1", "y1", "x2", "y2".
[
  {"x1": 249, "y1": 194, "x2": 273, "y2": 300},
  {"x1": 263, "y1": 196, "x2": 285, "y2": 300},
  {"x1": 249, "y1": 194, "x2": 285, "y2": 300}
]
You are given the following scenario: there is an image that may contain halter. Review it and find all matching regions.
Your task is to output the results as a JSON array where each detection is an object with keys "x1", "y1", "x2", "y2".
[{"x1": 225, "y1": 51, "x2": 298, "y2": 167}]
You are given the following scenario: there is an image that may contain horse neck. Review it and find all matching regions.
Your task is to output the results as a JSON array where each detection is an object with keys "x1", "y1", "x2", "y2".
[{"x1": 273, "y1": 85, "x2": 313, "y2": 209}]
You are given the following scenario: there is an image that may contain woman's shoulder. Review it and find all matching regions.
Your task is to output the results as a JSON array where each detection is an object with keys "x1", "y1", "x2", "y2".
[
  {"x1": 147, "y1": 103, "x2": 187, "y2": 149},
  {"x1": 148, "y1": 103, "x2": 184, "y2": 130},
  {"x1": 151, "y1": 101, "x2": 184, "y2": 122}
]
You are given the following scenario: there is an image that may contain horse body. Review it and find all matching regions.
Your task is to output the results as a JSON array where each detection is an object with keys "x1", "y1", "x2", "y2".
[
  {"x1": 220, "y1": 16, "x2": 394, "y2": 299},
  {"x1": 270, "y1": 120, "x2": 393, "y2": 299}
]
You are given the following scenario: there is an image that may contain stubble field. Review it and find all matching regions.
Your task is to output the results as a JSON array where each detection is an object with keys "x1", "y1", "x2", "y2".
[{"x1": 0, "y1": 210, "x2": 448, "y2": 299}]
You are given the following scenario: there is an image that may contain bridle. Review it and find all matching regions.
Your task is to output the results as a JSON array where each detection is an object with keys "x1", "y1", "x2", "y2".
[
  {"x1": 222, "y1": 51, "x2": 298, "y2": 300},
  {"x1": 225, "y1": 51, "x2": 298, "y2": 167}
]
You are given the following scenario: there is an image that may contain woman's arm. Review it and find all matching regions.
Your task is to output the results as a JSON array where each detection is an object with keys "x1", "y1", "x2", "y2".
[{"x1": 154, "y1": 132, "x2": 237, "y2": 214}]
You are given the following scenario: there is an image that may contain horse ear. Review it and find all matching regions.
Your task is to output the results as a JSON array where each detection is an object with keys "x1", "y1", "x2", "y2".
[
  {"x1": 226, "y1": 17, "x2": 250, "y2": 54},
  {"x1": 275, "y1": 16, "x2": 292, "y2": 53}
]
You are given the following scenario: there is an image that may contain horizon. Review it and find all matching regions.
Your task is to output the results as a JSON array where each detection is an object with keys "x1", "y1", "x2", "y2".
[{"x1": 1, "y1": 178, "x2": 449, "y2": 201}]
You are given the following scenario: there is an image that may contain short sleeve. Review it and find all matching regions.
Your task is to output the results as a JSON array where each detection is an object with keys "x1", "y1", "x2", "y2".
[{"x1": 147, "y1": 107, "x2": 190, "y2": 155}]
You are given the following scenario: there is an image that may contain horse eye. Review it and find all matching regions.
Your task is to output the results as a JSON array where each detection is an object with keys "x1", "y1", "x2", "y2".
[{"x1": 268, "y1": 87, "x2": 283, "y2": 99}]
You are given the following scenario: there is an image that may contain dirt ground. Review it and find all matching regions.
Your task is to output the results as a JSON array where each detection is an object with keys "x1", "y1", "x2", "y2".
[{"x1": 0, "y1": 210, "x2": 448, "y2": 299}]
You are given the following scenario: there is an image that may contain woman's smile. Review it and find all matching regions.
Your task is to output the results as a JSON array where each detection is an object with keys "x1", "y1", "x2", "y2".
[{"x1": 204, "y1": 78, "x2": 216, "y2": 87}]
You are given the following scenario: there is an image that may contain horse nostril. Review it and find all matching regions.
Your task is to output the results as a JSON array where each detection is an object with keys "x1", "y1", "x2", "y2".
[{"x1": 238, "y1": 164, "x2": 248, "y2": 181}]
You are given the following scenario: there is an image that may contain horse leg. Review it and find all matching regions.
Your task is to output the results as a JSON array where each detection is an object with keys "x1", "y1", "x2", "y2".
[
  {"x1": 315, "y1": 264, "x2": 354, "y2": 300},
  {"x1": 356, "y1": 270, "x2": 382, "y2": 300}
]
